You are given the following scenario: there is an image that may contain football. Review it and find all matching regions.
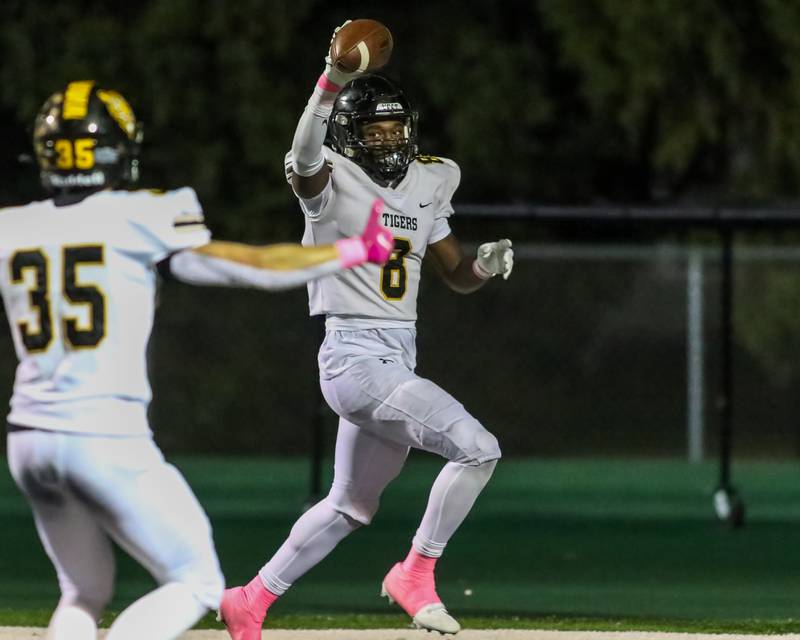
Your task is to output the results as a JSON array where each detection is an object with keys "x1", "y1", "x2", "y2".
[{"x1": 329, "y1": 19, "x2": 393, "y2": 74}]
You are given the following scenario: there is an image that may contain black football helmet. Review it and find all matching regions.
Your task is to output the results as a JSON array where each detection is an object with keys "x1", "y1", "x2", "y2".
[
  {"x1": 33, "y1": 80, "x2": 142, "y2": 196},
  {"x1": 328, "y1": 74, "x2": 418, "y2": 185}
]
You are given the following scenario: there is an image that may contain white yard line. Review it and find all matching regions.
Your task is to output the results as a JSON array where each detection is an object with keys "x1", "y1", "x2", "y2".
[{"x1": 4, "y1": 629, "x2": 800, "y2": 640}]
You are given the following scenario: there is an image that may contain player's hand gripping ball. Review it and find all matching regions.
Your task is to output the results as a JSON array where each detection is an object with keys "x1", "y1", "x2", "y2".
[{"x1": 329, "y1": 19, "x2": 393, "y2": 73}]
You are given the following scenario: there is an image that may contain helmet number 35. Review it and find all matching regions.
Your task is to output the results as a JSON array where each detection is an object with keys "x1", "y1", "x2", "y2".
[
  {"x1": 55, "y1": 138, "x2": 96, "y2": 170},
  {"x1": 10, "y1": 246, "x2": 106, "y2": 353},
  {"x1": 380, "y1": 237, "x2": 411, "y2": 300}
]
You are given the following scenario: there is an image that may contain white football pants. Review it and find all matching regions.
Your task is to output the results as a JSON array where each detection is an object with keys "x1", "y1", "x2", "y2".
[
  {"x1": 7, "y1": 429, "x2": 224, "y2": 620},
  {"x1": 318, "y1": 328, "x2": 501, "y2": 469},
  {"x1": 259, "y1": 328, "x2": 500, "y2": 592}
]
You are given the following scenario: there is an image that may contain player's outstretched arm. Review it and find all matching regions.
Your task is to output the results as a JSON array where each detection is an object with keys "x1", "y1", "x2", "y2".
[
  {"x1": 166, "y1": 199, "x2": 394, "y2": 291},
  {"x1": 428, "y1": 235, "x2": 514, "y2": 294},
  {"x1": 291, "y1": 21, "x2": 364, "y2": 199}
]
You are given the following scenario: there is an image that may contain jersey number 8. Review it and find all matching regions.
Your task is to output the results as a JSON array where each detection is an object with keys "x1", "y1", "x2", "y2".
[
  {"x1": 380, "y1": 238, "x2": 411, "y2": 300},
  {"x1": 10, "y1": 245, "x2": 106, "y2": 352}
]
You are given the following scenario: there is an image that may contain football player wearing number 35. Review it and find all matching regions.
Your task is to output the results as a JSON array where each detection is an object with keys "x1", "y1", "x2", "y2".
[
  {"x1": 220, "y1": 21, "x2": 514, "y2": 639},
  {"x1": 1, "y1": 80, "x2": 393, "y2": 640}
]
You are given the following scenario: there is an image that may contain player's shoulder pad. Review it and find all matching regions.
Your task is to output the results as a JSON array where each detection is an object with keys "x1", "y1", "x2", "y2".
[
  {"x1": 0, "y1": 199, "x2": 50, "y2": 224},
  {"x1": 0, "y1": 199, "x2": 50, "y2": 249},
  {"x1": 0, "y1": 201, "x2": 35, "y2": 217},
  {"x1": 121, "y1": 186, "x2": 204, "y2": 222},
  {"x1": 414, "y1": 154, "x2": 446, "y2": 165},
  {"x1": 2, "y1": 195, "x2": 53, "y2": 211},
  {"x1": 414, "y1": 154, "x2": 459, "y2": 173},
  {"x1": 415, "y1": 154, "x2": 460, "y2": 186},
  {"x1": 126, "y1": 186, "x2": 200, "y2": 207},
  {"x1": 0, "y1": 203, "x2": 22, "y2": 234}
]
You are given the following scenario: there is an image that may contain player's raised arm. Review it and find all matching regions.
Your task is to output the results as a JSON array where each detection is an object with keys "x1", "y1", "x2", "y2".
[
  {"x1": 290, "y1": 20, "x2": 391, "y2": 199},
  {"x1": 427, "y1": 234, "x2": 514, "y2": 294},
  {"x1": 290, "y1": 22, "x2": 361, "y2": 198},
  {"x1": 165, "y1": 199, "x2": 394, "y2": 291}
]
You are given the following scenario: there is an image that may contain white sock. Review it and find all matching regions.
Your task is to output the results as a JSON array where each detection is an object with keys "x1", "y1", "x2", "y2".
[
  {"x1": 46, "y1": 605, "x2": 96, "y2": 640},
  {"x1": 414, "y1": 460, "x2": 498, "y2": 556},
  {"x1": 105, "y1": 582, "x2": 207, "y2": 640},
  {"x1": 260, "y1": 497, "x2": 360, "y2": 591}
]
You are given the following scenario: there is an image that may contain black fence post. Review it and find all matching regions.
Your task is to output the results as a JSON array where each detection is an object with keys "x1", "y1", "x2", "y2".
[{"x1": 713, "y1": 227, "x2": 745, "y2": 527}]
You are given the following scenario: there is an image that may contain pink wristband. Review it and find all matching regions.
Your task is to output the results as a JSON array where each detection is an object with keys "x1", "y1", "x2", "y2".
[
  {"x1": 335, "y1": 237, "x2": 368, "y2": 268},
  {"x1": 317, "y1": 74, "x2": 342, "y2": 93},
  {"x1": 472, "y1": 259, "x2": 494, "y2": 280}
]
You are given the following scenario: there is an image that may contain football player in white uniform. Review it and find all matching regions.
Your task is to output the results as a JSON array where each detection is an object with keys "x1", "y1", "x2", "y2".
[
  {"x1": 1, "y1": 80, "x2": 393, "y2": 640},
  {"x1": 219, "y1": 26, "x2": 513, "y2": 638}
]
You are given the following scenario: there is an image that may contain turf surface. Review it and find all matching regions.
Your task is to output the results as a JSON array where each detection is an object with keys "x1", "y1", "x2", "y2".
[{"x1": 2, "y1": 456, "x2": 800, "y2": 631}]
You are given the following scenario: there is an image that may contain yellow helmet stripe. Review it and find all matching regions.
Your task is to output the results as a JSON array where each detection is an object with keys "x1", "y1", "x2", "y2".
[
  {"x1": 62, "y1": 81, "x2": 95, "y2": 120},
  {"x1": 97, "y1": 89, "x2": 137, "y2": 140}
]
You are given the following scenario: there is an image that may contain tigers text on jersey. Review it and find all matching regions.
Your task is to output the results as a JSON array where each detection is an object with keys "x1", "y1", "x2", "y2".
[
  {"x1": 285, "y1": 148, "x2": 459, "y2": 329},
  {"x1": 0, "y1": 188, "x2": 210, "y2": 435}
]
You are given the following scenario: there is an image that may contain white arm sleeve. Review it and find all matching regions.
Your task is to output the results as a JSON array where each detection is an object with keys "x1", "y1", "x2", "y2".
[
  {"x1": 168, "y1": 250, "x2": 342, "y2": 291},
  {"x1": 292, "y1": 99, "x2": 331, "y2": 177},
  {"x1": 292, "y1": 78, "x2": 340, "y2": 177}
]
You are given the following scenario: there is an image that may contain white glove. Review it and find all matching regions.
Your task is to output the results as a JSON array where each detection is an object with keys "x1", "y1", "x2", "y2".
[
  {"x1": 473, "y1": 239, "x2": 513, "y2": 280},
  {"x1": 324, "y1": 20, "x2": 362, "y2": 87}
]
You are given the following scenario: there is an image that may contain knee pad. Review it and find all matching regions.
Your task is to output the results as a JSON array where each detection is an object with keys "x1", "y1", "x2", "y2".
[
  {"x1": 475, "y1": 430, "x2": 502, "y2": 463},
  {"x1": 447, "y1": 419, "x2": 502, "y2": 466}
]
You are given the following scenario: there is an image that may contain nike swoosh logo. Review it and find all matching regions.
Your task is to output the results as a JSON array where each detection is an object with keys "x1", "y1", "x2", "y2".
[{"x1": 419, "y1": 202, "x2": 432, "y2": 208}]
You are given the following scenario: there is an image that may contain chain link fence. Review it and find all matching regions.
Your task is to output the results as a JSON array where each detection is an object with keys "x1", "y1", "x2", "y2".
[{"x1": 2, "y1": 230, "x2": 800, "y2": 459}]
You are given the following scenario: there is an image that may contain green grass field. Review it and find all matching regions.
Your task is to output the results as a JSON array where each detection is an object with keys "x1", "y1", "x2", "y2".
[{"x1": 2, "y1": 455, "x2": 800, "y2": 632}]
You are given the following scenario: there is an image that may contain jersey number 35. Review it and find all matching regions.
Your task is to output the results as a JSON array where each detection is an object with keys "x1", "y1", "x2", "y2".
[{"x1": 10, "y1": 246, "x2": 106, "y2": 352}]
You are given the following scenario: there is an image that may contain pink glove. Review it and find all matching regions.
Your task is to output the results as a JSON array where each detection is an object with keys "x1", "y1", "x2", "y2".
[
  {"x1": 336, "y1": 199, "x2": 395, "y2": 268},
  {"x1": 362, "y1": 199, "x2": 395, "y2": 263}
]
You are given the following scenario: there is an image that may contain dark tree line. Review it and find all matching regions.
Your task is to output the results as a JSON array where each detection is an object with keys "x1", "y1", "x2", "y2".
[{"x1": 4, "y1": 1, "x2": 800, "y2": 238}]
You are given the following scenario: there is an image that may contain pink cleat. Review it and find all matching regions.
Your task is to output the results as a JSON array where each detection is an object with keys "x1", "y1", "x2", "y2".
[
  {"x1": 217, "y1": 580, "x2": 268, "y2": 640},
  {"x1": 362, "y1": 198, "x2": 395, "y2": 264},
  {"x1": 381, "y1": 562, "x2": 461, "y2": 635}
]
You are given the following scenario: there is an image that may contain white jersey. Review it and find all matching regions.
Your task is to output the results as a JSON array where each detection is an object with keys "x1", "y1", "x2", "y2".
[
  {"x1": 285, "y1": 147, "x2": 459, "y2": 329},
  {"x1": 0, "y1": 188, "x2": 210, "y2": 435}
]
